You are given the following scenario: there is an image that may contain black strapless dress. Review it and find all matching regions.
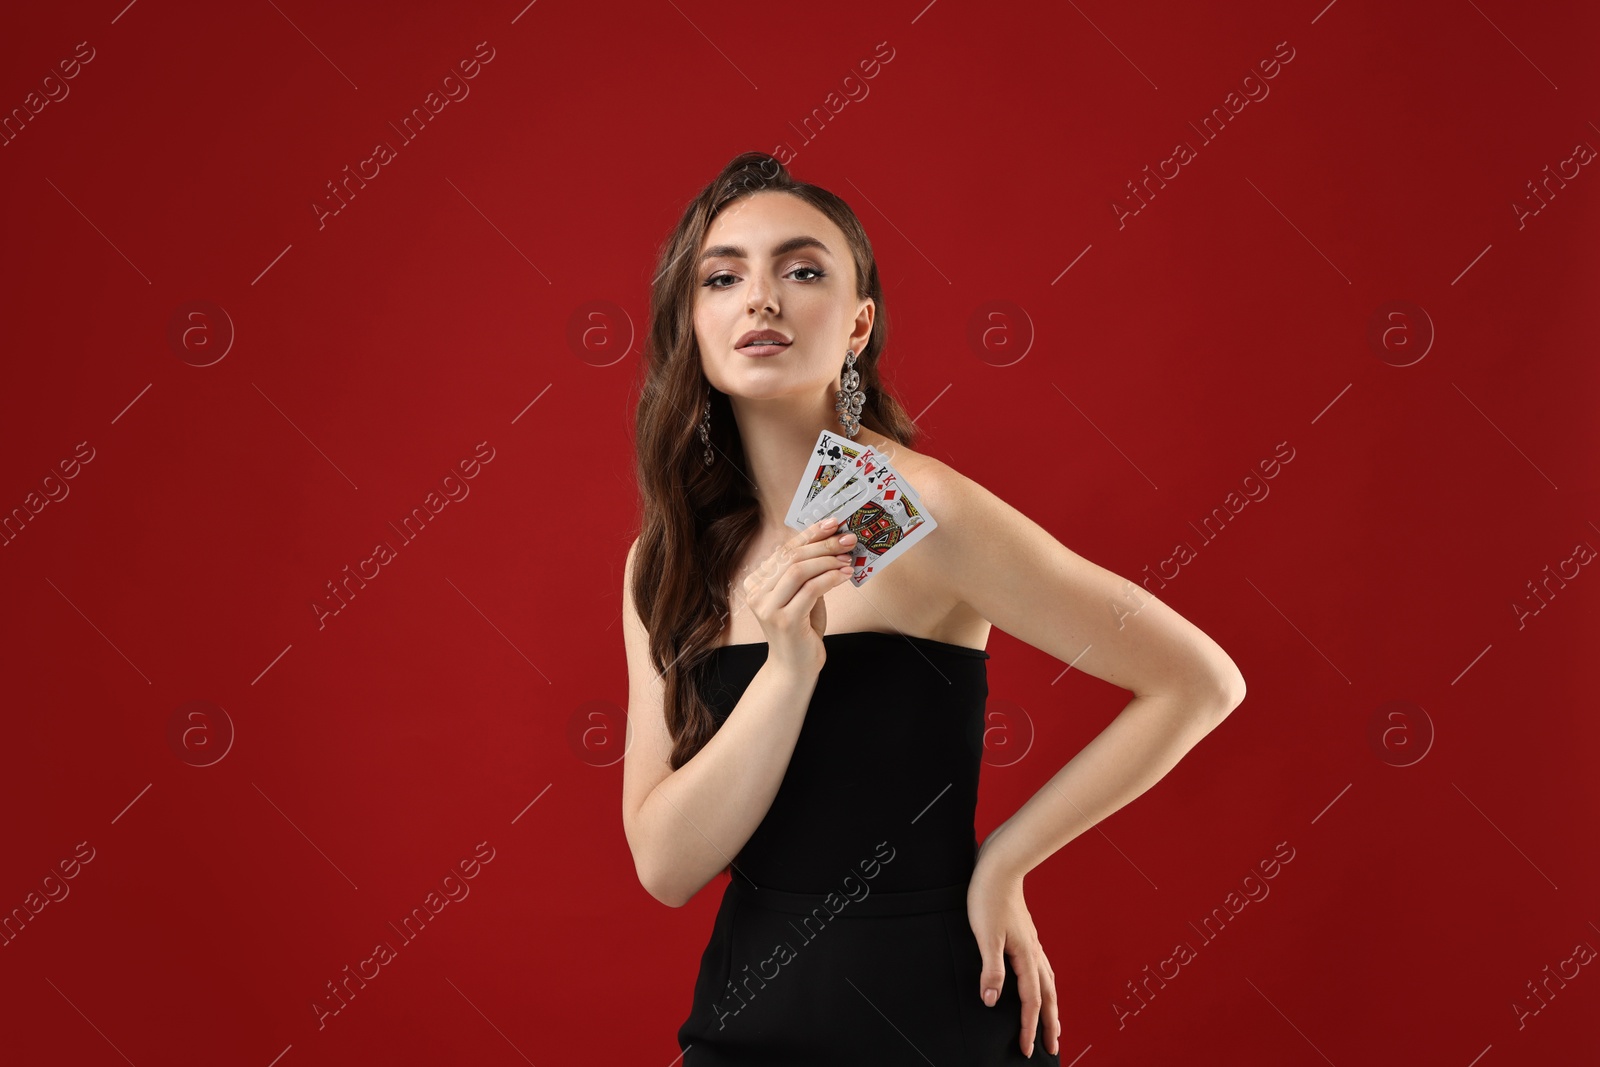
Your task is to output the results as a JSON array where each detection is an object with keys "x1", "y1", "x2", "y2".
[{"x1": 676, "y1": 631, "x2": 1060, "y2": 1066}]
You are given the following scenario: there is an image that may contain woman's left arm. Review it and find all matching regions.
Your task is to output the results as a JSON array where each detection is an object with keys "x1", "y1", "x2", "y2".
[{"x1": 926, "y1": 464, "x2": 1247, "y2": 1058}]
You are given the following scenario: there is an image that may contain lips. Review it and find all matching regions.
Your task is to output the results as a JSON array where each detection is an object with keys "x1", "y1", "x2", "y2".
[{"x1": 735, "y1": 329, "x2": 791, "y2": 356}]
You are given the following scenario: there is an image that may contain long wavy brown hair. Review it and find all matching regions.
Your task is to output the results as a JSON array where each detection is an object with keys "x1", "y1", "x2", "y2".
[{"x1": 630, "y1": 151, "x2": 920, "y2": 772}]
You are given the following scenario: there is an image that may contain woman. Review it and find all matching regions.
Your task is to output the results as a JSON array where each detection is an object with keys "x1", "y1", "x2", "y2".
[{"x1": 620, "y1": 152, "x2": 1246, "y2": 1064}]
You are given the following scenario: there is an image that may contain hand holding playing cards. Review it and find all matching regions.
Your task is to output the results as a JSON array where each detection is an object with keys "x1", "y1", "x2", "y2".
[
  {"x1": 783, "y1": 430, "x2": 938, "y2": 588},
  {"x1": 740, "y1": 516, "x2": 858, "y2": 674}
]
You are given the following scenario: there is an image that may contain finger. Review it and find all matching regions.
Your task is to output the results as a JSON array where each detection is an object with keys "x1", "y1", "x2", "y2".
[
  {"x1": 749, "y1": 518, "x2": 836, "y2": 590},
  {"x1": 1039, "y1": 957, "x2": 1060, "y2": 1056},
  {"x1": 978, "y1": 946, "x2": 1005, "y2": 1008},
  {"x1": 768, "y1": 533, "x2": 856, "y2": 588},
  {"x1": 793, "y1": 519, "x2": 858, "y2": 560},
  {"x1": 752, "y1": 534, "x2": 847, "y2": 600},
  {"x1": 789, "y1": 515, "x2": 842, "y2": 549},
  {"x1": 759, "y1": 550, "x2": 847, "y2": 603},
  {"x1": 789, "y1": 532, "x2": 857, "y2": 568},
  {"x1": 1016, "y1": 956, "x2": 1042, "y2": 1058},
  {"x1": 782, "y1": 557, "x2": 854, "y2": 611},
  {"x1": 759, "y1": 522, "x2": 856, "y2": 585}
]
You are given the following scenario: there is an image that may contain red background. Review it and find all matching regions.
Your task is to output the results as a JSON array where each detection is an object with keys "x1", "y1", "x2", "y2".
[{"x1": 3, "y1": 1, "x2": 1597, "y2": 1064}]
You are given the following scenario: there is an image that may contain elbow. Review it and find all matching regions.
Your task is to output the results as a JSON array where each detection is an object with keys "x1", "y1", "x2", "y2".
[
  {"x1": 633, "y1": 849, "x2": 691, "y2": 909},
  {"x1": 624, "y1": 802, "x2": 717, "y2": 907},
  {"x1": 644, "y1": 862, "x2": 717, "y2": 910},
  {"x1": 626, "y1": 821, "x2": 674, "y2": 907},
  {"x1": 1206, "y1": 664, "x2": 1246, "y2": 716},
  {"x1": 1142, "y1": 661, "x2": 1245, "y2": 718},
  {"x1": 647, "y1": 877, "x2": 690, "y2": 910},
  {"x1": 625, "y1": 798, "x2": 696, "y2": 908},
  {"x1": 1189, "y1": 642, "x2": 1246, "y2": 714},
  {"x1": 635, "y1": 861, "x2": 679, "y2": 908}
]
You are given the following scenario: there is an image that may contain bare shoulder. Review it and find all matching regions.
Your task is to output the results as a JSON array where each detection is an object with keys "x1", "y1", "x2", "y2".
[
  {"x1": 861, "y1": 436, "x2": 955, "y2": 500},
  {"x1": 881, "y1": 445, "x2": 963, "y2": 527},
  {"x1": 893, "y1": 447, "x2": 1086, "y2": 617},
  {"x1": 853, "y1": 438, "x2": 959, "y2": 525},
  {"x1": 896, "y1": 452, "x2": 972, "y2": 546},
  {"x1": 897, "y1": 445, "x2": 1246, "y2": 702},
  {"x1": 866, "y1": 443, "x2": 971, "y2": 595}
]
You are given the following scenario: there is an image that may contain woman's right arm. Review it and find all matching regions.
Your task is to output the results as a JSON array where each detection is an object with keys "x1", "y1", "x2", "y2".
[{"x1": 619, "y1": 523, "x2": 855, "y2": 907}]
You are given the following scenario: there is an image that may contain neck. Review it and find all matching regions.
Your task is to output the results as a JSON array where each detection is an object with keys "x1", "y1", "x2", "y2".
[{"x1": 726, "y1": 385, "x2": 884, "y2": 531}]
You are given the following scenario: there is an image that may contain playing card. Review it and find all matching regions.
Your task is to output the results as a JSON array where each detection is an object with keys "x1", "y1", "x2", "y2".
[
  {"x1": 784, "y1": 430, "x2": 875, "y2": 530},
  {"x1": 811, "y1": 460, "x2": 901, "y2": 526},
  {"x1": 802, "y1": 453, "x2": 885, "y2": 526},
  {"x1": 819, "y1": 468, "x2": 937, "y2": 587},
  {"x1": 800, "y1": 439, "x2": 902, "y2": 526}
]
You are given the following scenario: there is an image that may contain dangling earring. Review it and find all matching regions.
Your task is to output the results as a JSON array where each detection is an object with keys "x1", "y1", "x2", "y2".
[
  {"x1": 699, "y1": 391, "x2": 714, "y2": 467},
  {"x1": 835, "y1": 348, "x2": 865, "y2": 437}
]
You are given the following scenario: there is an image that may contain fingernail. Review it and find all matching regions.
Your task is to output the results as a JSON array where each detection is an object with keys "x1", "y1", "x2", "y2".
[
  {"x1": 822, "y1": 517, "x2": 839, "y2": 527},
  {"x1": 983, "y1": 988, "x2": 997, "y2": 1007}
]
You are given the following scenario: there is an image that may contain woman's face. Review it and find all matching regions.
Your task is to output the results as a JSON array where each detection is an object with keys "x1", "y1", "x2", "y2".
[{"x1": 693, "y1": 191, "x2": 872, "y2": 399}]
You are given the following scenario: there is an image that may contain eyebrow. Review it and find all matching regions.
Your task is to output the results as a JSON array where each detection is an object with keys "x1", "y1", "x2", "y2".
[{"x1": 698, "y1": 235, "x2": 833, "y2": 265}]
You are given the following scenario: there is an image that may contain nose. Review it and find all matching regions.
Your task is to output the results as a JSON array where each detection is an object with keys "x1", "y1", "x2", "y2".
[{"x1": 746, "y1": 276, "x2": 777, "y2": 315}]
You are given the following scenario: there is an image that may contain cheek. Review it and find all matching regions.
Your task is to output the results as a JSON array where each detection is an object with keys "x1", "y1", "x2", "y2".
[{"x1": 694, "y1": 298, "x2": 726, "y2": 329}]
